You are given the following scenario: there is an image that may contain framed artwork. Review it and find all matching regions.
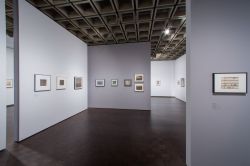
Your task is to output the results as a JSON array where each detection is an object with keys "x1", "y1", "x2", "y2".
[
  {"x1": 213, "y1": 72, "x2": 247, "y2": 94},
  {"x1": 96, "y1": 79, "x2": 105, "y2": 87},
  {"x1": 181, "y1": 78, "x2": 185, "y2": 87},
  {"x1": 56, "y1": 76, "x2": 66, "y2": 90},
  {"x1": 6, "y1": 79, "x2": 13, "y2": 88},
  {"x1": 156, "y1": 80, "x2": 161, "y2": 86},
  {"x1": 111, "y1": 79, "x2": 118, "y2": 87},
  {"x1": 135, "y1": 83, "x2": 144, "y2": 92},
  {"x1": 34, "y1": 74, "x2": 51, "y2": 92},
  {"x1": 74, "y1": 77, "x2": 83, "y2": 90},
  {"x1": 124, "y1": 79, "x2": 132, "y2": 87},
  {"x1": 135, "y1": 74, "x2": 144, "y2": 82},
  {"x1": 177, "y1": 80, "x2": 180, "y2": 85}
]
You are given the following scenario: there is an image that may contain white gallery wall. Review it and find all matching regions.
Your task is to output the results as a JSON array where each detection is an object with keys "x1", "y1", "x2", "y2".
[
  {"x1": 17, "y1": 0, "x2": 88, "y2": 140},
  {"x1": 0, "y1": 0, "x2": 7, "y2": 150},
  {"x1": 174, "y1": 55, "x2": 186, "y2": 101},
  {"x1": 151, "y1": 61, "x2": 175, "y2": 97},
  {"x1": 187, "y1": 0, "x2": 250, "y2": 165},
  {"x1": 6, "y1": 36, "x2": 14, "y2": 106},
  {"x1": 151, "y1": 55, "x2": 186, "y2": 101}
]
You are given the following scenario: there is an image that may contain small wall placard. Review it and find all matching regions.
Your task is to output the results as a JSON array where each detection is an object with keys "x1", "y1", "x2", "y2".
[{"x1": 213, "y1": 73, "x2": 247, "y2": 94}]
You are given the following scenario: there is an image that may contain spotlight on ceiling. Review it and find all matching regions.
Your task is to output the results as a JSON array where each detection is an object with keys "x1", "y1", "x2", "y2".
[{"x1": 164, "y1": 28, "x2": 170, "y2": 35}]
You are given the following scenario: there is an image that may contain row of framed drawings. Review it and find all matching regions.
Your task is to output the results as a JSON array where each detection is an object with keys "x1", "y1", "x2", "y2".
[
  {"x1": 95, "y1": 79, "x2": 144, "y2": 92},
  {"x1": 35, "y1": 74, "x2": 83, "y2": 92},
  {"x1": 95, "y1": 74, "x2": 145, "y2": 92}
]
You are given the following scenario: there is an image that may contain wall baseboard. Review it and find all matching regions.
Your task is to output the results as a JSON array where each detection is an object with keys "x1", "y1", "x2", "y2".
[{"x1": 151, "y1": 96, "x2": 175, "y2": 98}]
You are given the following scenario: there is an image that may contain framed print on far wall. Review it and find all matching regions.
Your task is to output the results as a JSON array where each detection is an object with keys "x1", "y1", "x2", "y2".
[
  {"x1": 124, "y1": 79, "x2": 132, "y2": 87},
  {"x1": 34, "y1": 74, "x2": 51, "y2": 92},
  {"x1": 111, "y1": 79, "x2": 118, "y2": 87},
  {"x1": 156, "y1": 80, "x2": 161, "y2": 86},
  {"x1": 213, "y1": 72, "x2": 247, "y2": 94},
  {"x1": 6, "y1": 79, "x2": 13, "y2": 88},
  {"x1": 181, "y1": 78, "x2": 185, "y2": 87},
  {"x1": 74, "y1": 77, "x2": 83, "y2": 90},
  {"x1": 56, "y1": 76, "x2": 66, "y2": 90},
  {"x1": 135, "y1": 74, "x2": 144, "y2": 82},
  {"x1": 96, "y1": 79, "x2": 105, "y2": 87},
  {"x1": 135, "y1": 83, "x2": 144, "y2": 92}
]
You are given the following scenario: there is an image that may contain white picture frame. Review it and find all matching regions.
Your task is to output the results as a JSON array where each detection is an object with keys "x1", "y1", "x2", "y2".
[
  {"x1": 96, "y1": 79, "x2": 105, "y2": 87},
  {"x1": 111, "y1": 79, "x2": 118, "y2": 87},
  {"x1": 74, "y1": 77, "x2": 83, "y2": 90},
  {"x1": 134, "y1": 74, "x2": 144, "y2": 82},
  {"x1": 156, "y1": 80, "x2": 161, "y2": 86},
  {"x1": 34, "y1": 74, "x2": 51, "y2": 92},
  {"x1": 56, "y1": 76, "x2": 67, "y2": 90},
  {"x1": 6, "y1": 79, "x2": 13, "y2": 88},
  {"x1": 213, "y1": 73, "x2": 247, "y2": 94},
  {"x1": 135, "y1": 83, "x2": 144, "y2": 92}
]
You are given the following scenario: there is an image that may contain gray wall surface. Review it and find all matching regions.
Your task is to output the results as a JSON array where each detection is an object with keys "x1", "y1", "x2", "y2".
[
  {"x1": 187, "y1": 0, "x2": 250, "y2": 165},
  {"x1": 0, "y1": 0, "x2": 7, "y2": 150},
  {"x1": 88, "y1": 42, "x2": 151, "y2": 110}
]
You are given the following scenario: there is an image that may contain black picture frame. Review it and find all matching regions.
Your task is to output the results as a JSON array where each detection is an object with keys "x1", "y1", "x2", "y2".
[{"x1": 212, "y1": 72, "x2": 247, "y2": 95}]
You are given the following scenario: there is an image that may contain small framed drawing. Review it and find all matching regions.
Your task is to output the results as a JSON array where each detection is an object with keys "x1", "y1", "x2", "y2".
[
  {"x1": 135, "y1": 84, "x2": 144, "y2": 92},
  {"x1": 181, "y1": 78, "x2": 185, "y2": 87},
  {"x1": 156, "y1": 80, "x2": 161, "y2": 86},
  {"x1": 74, "y1": 77, "x2": 83, "y2": 90},
  {"x1": 111, "y1": 79, "x2": 118, "y2": 87},
  {"x1": 124, "y1": 79, "x2": 132, "y2": 87},
  {"x1": 213, "y1": 72, "x2": 247, "y2": 94},
  {"x1": 34, "y1": 74, "x2": 51, "y2": 92},
  {"x1": 96, "y1": 79, "x2": 105, "y2": 87},
  {"x1": 135, "y1": 74, "x2": 144, "y2": 82},
  {"x1": 6, "y1": 79, "x2": 13, "y2": 88},
  {"x1": 56, "y1": 76, "x2": 66, "y2": 90}
]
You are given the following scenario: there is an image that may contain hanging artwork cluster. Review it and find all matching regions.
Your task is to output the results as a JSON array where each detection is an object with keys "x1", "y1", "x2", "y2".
[
  {"x1": 34, "y1": 74, "x2": 83, "y2": 92},
  {"x1": 95, "y1": 74, "x2": 145, "y2": 92}
]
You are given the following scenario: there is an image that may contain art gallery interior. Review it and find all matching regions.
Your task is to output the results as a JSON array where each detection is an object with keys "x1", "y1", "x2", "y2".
[{"x1": 0, "y1": 0, "x2": 249, "y2": 166}]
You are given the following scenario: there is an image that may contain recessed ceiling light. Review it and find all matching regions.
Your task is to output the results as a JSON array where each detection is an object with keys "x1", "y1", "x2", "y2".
[{"x1": 164, "y1": 28, "x2": 170, "y2": 35}]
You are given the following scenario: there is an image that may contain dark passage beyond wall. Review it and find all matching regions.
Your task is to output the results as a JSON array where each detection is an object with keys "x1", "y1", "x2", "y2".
[{"x1": 88, "y1": 42, "x2": 151, "y2": 110}]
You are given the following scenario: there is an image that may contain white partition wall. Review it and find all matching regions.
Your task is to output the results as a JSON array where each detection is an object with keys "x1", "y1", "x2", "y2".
[
  {"x1": 151, "y1": 55, "x2": 186, "y2": 101},
  {"x1": 6, "y1": 36, "x2": 14, "y2": 106},
  {"x1": 0, "y1": 0, "x2": 7, "y2": 150},
  {"x1": 151, "y1": 61, "x2": 175, "y2": 97},
  {"x1": 174, "y1": 55, "x2": 186, "y2": 101},
  {"x1": 187, "y1": 0, "x2": 250, "y2": 165},
  {"x1": 17, "y1": 0, "x2": 88, "y2": 141}
]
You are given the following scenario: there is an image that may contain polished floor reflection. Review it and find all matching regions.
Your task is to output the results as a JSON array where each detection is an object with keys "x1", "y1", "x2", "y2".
[{"x1": 0, "y1": 97, "x2": 186, "y2": 166}]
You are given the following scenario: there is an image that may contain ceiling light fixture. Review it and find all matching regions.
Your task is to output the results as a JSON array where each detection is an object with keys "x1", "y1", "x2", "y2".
[{"x1": 164, "y1": 28, "x2": 170, "y2": 35}]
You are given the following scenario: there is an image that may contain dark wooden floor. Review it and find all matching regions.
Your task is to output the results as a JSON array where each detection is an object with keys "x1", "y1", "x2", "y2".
[{"x1": 0, "y1": 97, "x2": 186, "y2": 166}]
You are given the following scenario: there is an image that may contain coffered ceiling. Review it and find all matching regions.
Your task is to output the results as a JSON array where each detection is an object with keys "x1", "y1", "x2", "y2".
[{"x1": 5, "y1": 0, "x2": 186, "y2": 60}]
